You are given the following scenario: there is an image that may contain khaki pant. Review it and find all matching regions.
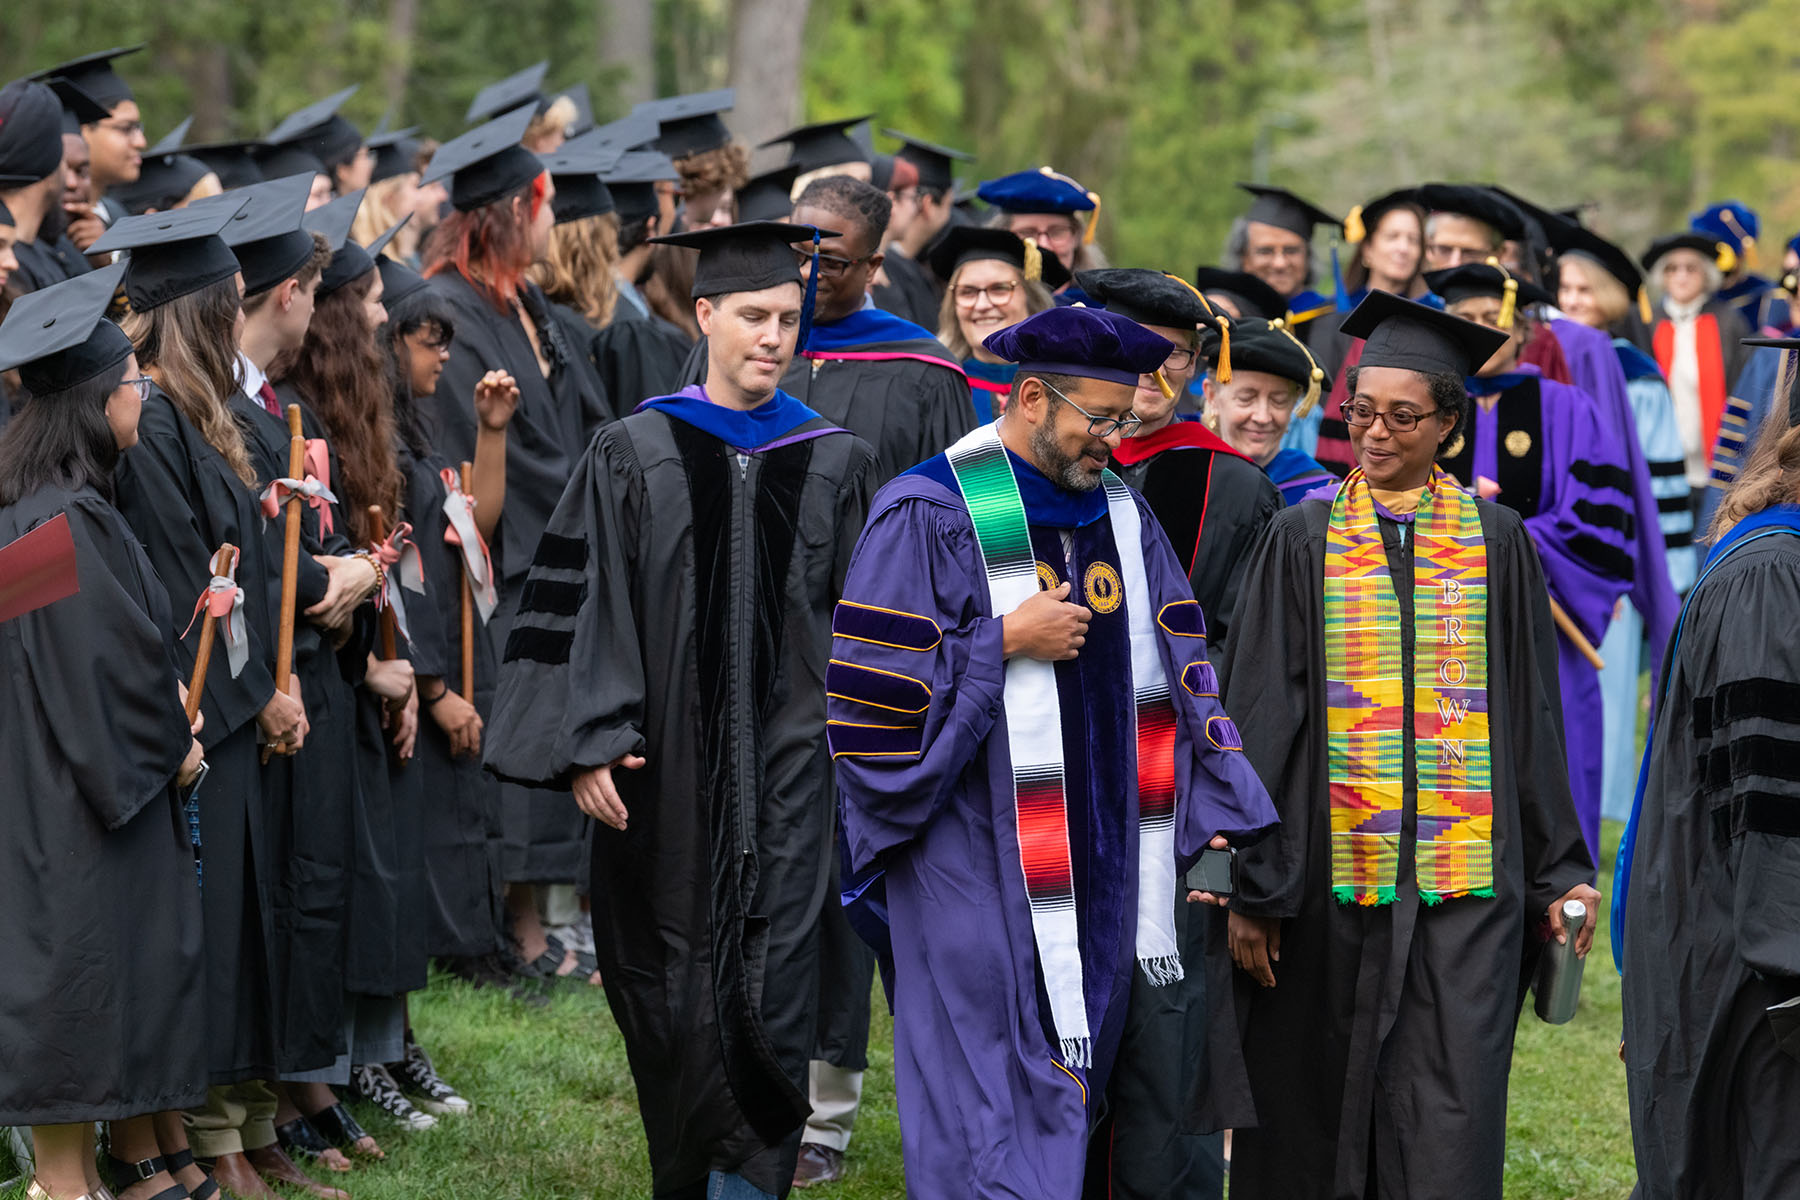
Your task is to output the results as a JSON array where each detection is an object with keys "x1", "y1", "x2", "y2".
[
  {"x1": 182, "y1": 1080, "x2": 278, "y2": 1158},
  {"x1": 801, "y1": 1061, "x2": 863, "y2": 1151}
]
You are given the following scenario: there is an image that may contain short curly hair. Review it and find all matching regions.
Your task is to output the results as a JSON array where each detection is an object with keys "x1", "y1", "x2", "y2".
[{"x1": 794, "y1": 175, "x2": 892, "y2": 254}]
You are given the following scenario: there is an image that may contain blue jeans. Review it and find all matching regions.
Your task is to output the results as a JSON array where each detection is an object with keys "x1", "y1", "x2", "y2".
[{"x1": 707, "y1": 1172, "x2": 778, "y2": 1200}]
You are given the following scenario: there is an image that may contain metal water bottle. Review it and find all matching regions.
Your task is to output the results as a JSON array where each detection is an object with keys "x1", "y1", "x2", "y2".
[{"x1": 1533, "y1": 899, "x2": 1587, "y2": 1024}]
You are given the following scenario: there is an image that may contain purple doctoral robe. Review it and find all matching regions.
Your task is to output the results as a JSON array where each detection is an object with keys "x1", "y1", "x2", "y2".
[
  {"x1": 1552, "y1": 317, "x2": 1679, "y2": 664},
  {"x1": 1440, "y1": 366, "x2": 1636, "y2": 858},
  {"x1": 831, "y1": 453, "x2": 1278, "y2": 1200}
]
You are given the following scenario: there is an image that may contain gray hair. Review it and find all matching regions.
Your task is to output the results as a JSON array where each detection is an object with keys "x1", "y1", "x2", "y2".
[{"x1": 1224, "y1": 215, "x2": 1316, "y2": 289}]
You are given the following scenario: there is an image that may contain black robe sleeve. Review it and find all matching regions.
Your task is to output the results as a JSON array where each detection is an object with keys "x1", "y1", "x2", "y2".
[
  {"x1": 590, "y1": 313, "x2": 695, "y2": 404},
  {"x1": 1192, "y1": 456, "x2": 1283, "y2": 662},
  {"x1": 11, "y1": 493, "x2": 193, "y2": 830},
  {"x1": 483, "y1": 424, "x2": 647, "y2": 786}
]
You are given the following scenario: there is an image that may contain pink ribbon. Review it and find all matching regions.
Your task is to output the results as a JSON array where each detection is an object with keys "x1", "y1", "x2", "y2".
[
  {"x1": 369, "y1": 522, "x2": 424, "y2": 645},
  {"x1": 441, "y1": 467, "x2": 498, "y2": 620},
  {"x1": 259, "y1": 439, "x2": 338, "y2": 534},
  {"x1": 179, "y1": 545, "x2": 249, "y2": 678}
]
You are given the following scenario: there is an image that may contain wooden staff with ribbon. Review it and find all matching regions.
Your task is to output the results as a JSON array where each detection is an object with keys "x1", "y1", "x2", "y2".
[
  {"x1": 367, "y1": 505, "x2": 399, "y2": 661},
  {"x1": 459, "y1": 460, "x2": 475, "y2": 701},
  {"x1": 275, "y1": 404, "x2": 305, "y2": 694},
  {"x1": 184, "y1": 544, "x2": 240, "y2": 723}
]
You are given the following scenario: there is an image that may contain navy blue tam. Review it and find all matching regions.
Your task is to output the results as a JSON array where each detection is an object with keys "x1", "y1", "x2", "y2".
[
  {"x1": 982, "y1": 306, "x2": 1173, "y2": 387},
  {"x1": 977, "y1": 167, "x2": 1097, "y2": 214}
]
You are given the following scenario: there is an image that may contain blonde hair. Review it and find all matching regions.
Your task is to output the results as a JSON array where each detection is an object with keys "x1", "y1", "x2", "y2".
[
  {"x1": 1558, "y1": 251, "x2": 1631, "y2": 327},
  {"x1": 1709, "y1": 368, "x2": 1800, "y2": 540},
  {"x1": 351, "y1": 174, "x2": 414, "y2": 257},
  {"x1": 529, "y1": 213, "x2": 621, "y2": 328},
  {"x1": 674, "y1": 142, "x2": 751, "y2": 194},
  {"x1": 524, "y1": 96, "x2": 580, "y2": 153},
  {"x1": 937, "y1": 259, "x2": 1054, "y2": 359},
  {"x1": 121, "y1": 277, "x2": 256, "y2": 487}
]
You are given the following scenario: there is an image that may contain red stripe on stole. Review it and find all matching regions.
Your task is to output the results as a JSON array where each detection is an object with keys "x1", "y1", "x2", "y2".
[
  {"x1": 1135, "y1": 700, "x2": 1177, "y2": 820},
  {"x1": 1017, "y1": 777, "x2": 1074, "y2": 895}
]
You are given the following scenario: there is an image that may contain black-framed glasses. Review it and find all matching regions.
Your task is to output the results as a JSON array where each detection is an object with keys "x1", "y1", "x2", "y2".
[
  {"x1": 1042, "y1": 378, "x2": 1142, "y2": 437},
  {"x1": 953, "y1": 280, "x2": 1019, "y2": 307},
  {"x1": 97, "y1": 117, "x2": 144, "y2": 137},
  {"x1": 794, "y1": 248, "x2": 873, "y2": 278},
  {"x1": 119, "y1": 375, "x2": 153, "y2": 402},
  {"x1": 1343, "y1": 402, "x2": 1440, "y2": 432},
  {"x1": 1161, "y1": 347, "x2": 1197, "y2": 373}
]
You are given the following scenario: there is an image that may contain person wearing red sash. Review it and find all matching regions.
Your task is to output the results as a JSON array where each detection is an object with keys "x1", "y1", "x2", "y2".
[{"x1": 1643, "y1": 232, "x2": 1753, "y2": 495}]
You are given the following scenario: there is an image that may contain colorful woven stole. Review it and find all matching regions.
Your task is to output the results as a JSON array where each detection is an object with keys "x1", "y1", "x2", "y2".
[
  {"x1": 945, "y1": 423, "x2": 1179, "y2": 1068},
  {"x1": 1324, "y1": 466, "x2": 1494, "y2": 905}
]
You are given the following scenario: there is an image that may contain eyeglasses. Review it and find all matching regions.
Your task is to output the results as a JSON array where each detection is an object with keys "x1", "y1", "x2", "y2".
[
  {"x1": 953, "y1": 280, "x2": 1019, "y2": 307},
  {"x1": 119, "y1": 375, "x2": 153, "y2": 402},
  {"x1": 1343, "y1": 402, "x2": 1440, "y2": 432},
  {"x1": 1010, "y1": 223, "x2": 1079, "y2": 249},
  {"x1": 794, "y1": 248, "x2": 873, "y2": 279},
  {"x1": 1425, "y1": 244, "x2": 1489, "y2": 266},
  {"x1": 96, "y1": 118, "x2": 144, "y2": 137},
  {"x1": 1161, "y1": 347, "x2": 1196, "y2": 373},
  {"x1": 1042, "y1": 379, "x2": 1141, "y2": 437},
  {"x1": 1247, "y1": 244, "x2": 1306, "y2": 262}
]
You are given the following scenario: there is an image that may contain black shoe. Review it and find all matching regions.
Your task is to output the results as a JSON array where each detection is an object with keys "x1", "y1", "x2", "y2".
[
  {"x1": 306, "y1": 1101, "x2": 384, "y2": 1160},
  {"x1": 350, "y1": 1063, "x2": 437, "y2": 1131},
  {"x1": 392, "y1": 1039, "x2": 472, "y2": 1116}
]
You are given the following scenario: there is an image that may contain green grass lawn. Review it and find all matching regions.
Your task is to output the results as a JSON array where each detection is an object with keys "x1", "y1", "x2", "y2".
[{"x1": 3, "y1": 820, "x2": 1637, "y2": 1199}]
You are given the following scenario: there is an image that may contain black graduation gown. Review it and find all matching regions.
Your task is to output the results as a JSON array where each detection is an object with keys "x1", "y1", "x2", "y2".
[
  {"x1": 0, "y1": 487, "x2": 208, "y2": 1124},
  {"x1": 543, "y1": 298, "x2": 617, "y2": 443},
  {"x1": 484, "y1": 408, "x2": 877, "y2": 1197},
  {"x1": 1621, "y1": 529, "x2": 1800, "y2": 1198},
  {"x1": 10, "y1": 237, "x2": 78, "y2": 293},
  {"x1": 398, "y1": 441, "x2": 505, "y2": 959},
  {"x1": 1213, "y1": 499, "x2": 1593, "y2": 1199},
  {"x1": 230, "y1": 387, "x2": 359, "y2": 1072},
  {"x1": 422, "y1": 272, "x2": 604, "y2": 884},
  {"x1": 871, "y1": 250, "x2": 943, "y2": 332},
  {"x1": 590, "y1": 304, "x2": 695, "y2": 409},
  {"x1": 114, "y1": 387, "x2": 281, "y2": 1082},
  {"x1": 272, "y1": 385, "x2": 426, "y2": 999},
  {"x1": 1111, "y1": 432, "x2": 1283, "y2": 665},
  {"x1": 776, "y1": 335, "x2": 974, "y2": 485}
]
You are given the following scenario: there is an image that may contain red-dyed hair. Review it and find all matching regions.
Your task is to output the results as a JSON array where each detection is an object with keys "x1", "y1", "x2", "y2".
[{"x1": 421, "y1": 173, "x2": 546, "y2": 313}]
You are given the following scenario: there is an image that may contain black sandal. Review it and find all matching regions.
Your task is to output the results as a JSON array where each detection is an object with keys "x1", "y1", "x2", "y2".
[
  {"x1": 523, "y1": 933, "x2": 566, "y2": 978},
  {"x1": 307, "y1": 1102, "x2": 383, "y2": 1159},
  {"x1": 274, "y1": 1114, "x2": 335, "y2": 1163},
  {"x1": 106, "y1": 1154, "x2": 187, "y2": 1200},
  {"x1": 161, "y1": 1149, "x2": 219, "y2": 1200}
]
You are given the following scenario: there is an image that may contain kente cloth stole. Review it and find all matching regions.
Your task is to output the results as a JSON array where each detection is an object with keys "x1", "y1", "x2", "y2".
[
  {"x1": 945, "y1": 423, "x2": 1179, "y2": 1071},
  {"x1": 1324, "y1": 466, "x2": 1494, "y2": 906}
]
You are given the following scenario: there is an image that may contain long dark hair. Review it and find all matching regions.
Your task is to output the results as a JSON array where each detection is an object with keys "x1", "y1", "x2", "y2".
[
  {"x1": 272, "y1": 269, "x2": 401, "y2": 546},
  {"x1": 0, "y1": 359, "x2": 131, "y2": 505},
  {"x1": 381, "y1": 286, "x2": 459, "y2": 460}
]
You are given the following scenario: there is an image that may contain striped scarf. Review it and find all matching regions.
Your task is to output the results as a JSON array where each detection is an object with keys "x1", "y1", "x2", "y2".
[
  {"x1": 1325, "y1": 467, "x2": 1495, "y2": 905},
  {"x1": 946, "y1": 423, "x2": 1179, "y2": 1070}
]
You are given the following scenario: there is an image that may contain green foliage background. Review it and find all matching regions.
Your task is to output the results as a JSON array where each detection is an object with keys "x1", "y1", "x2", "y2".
[{"x1": 7, "y1": 0, "x2": 1800, "y2": 289}]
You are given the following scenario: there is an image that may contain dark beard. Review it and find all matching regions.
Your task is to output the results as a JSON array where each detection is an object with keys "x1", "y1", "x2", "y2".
[
  {"x1": 1029, "y1": 419, "x2": 1104, "y2": 492},
  {"x1": 39, "y1": 199, "x2": 68, "y2": 242}
]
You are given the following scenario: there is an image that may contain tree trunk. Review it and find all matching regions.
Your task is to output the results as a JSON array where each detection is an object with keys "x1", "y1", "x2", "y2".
[
  {"x1": 600, "y1": 0, "x2": 657, "y2": 107},
  {"x1": 383, "y1": 0, "x2": 420, "y2": 121},
  {"x1": 727, "y1": 0, "x2": 812, "y2": 149}
]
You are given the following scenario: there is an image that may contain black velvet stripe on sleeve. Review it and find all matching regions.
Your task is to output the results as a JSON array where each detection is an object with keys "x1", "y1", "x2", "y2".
[
  {"x1": 1647, "y1": 458, "x2": 1688, "y2": 478},
  {"x1": 1570, "y1": 459, "x2": 1634, "y2": 495},
  {"x1": 503, "y1": 625, "x2": 576, "y2": 665},
  {"x1": 1574, "y1": 498, "x2": 1636, "y2": 537},
  {"x1": 1568, "y1": 532, "x2": 1635, "y2": 582},
  {"x1": 1701, "y1": 734, "x2": 1800, "y2": 792},
  {"x1": 518, "y1": 577, "x2": 587, "y2": 618},
  {"x1": 1657, "y1": 494, "x2": 1692, "y2": 514},
  {"x1": 534, "y1": 532, "x2": 588, "y2": 572}
]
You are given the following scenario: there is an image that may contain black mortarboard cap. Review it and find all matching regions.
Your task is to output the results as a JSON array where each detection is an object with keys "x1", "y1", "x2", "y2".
[
  {"x1": 368, "y1": 124, "x2": 422, "y2": 184},
  {"x1": 1189, "y1": 266, "x2": 1287, "y2": 320},
  {"x1": 1741, "y1": 335, "x2": 1800, "y2": 427},
  {"x1": 759, "y1": 116, "x2": 873, "y2": 174},
  {"x1": 1215, "y1": 317, "x2": 1332, "y2": 394},
  {"x1": 1425, "y1": 263, "x2": 1551, "y2": 309},
  {"x1": 1338, "y1": 289, "x2": 1509, "y2": 377},
  {"x1": 29, "y1": 45, "x2": 142, "y2": 109},
  {"x1": 109, "y1": 118, "x2": 213, "y2": 216},
  {"x1": 47, "y1": 77, "x2": 112, "y2": 135},
  {"x1": 981, "y1": 306, "x2": 1174, "y2": 387},
  {"x1": 0, "y1": 198, "x2": 12, "y2": 225},
  {"x1": 634, "y1": 89, "x2": 735, "y2": 159},
  {"x1": 420, "y1": 106, "x2": 543, "y2": 212},
  {"x1": 265, "y1": 86, "x2": 363, "y2": 173},
  {"x1": 0, "y1": 262, "x2": 134, "y2": 394},
  {"x1": 539, "y1": 134, "x2": 621, "y2": 224},
  {"x1": 649, "y1": 220, "x2": 835, "y2": 297},
  {"x1": 196, "y1": 172, "x2": 318, "y2": 297},
  {"x1": 91, "y1": 198, "x2": 251, "y2": 310},
  {"x1": 252, "y1": 141, "x2": 325, "y2": 181},
  {"x1": 605, "y1": 150, "x2": 680, "y2": 224},
  {"x1": 0, "y1": 80, "x2": 67, "y2": 185},
  {"x1": 584, "y1": 111, "x2": 660, "y2": 156},
  {"x1": 368, "y1": 216, "x2": 428, "y2": 308},
  {"x1": 466, "y1": 62, "x2": 549, "y2": 124},
  {"x1": 926, "y1": 225, "x2": 1071, "y2": 291},
  {"x1": 1415, "y1": 183, "x2": 1526, "y2": 243},
  {"x1": 1641, "y1": 232, "x2": 1731, "y2": 273},
  {"x1": 882, "y1": 130, "x2": 973, "y2": 194},
  {"x1": 1545, "y1": 221, "x2": 1643, "y2": 298},
  {"x1": 304, "y1": 188, "x2": 372, "y2": 296},
  {"x1": 563, "y1": 82, "x2": 597, "y2": 137},
  {"x1": 1075, "y1": 268, "x2": 1214, "y2": 329},
  {"x1": 736, "y1": 164, "x2": 799, "y2": 223},
  {"x1": 185, "y1": 139, "x2": 265, "y2": 190},
  {"x1": 1237, "y1": 183, "x2": 1338, "y2": 238}
]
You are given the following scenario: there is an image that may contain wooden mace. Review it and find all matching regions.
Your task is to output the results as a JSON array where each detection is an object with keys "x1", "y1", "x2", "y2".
[
  {"x1": 459, "y1": 460, "x2": 475, "y2": 702},
  {"x1": 185, "y1": 544, "x2": 237, "y2": 724},
  {"x1": 1548, "y1": 596, "x2": 1605, "y2": 671},
  {"x1": 367, "y1": 504, "x2": 399, "y2": 661}
]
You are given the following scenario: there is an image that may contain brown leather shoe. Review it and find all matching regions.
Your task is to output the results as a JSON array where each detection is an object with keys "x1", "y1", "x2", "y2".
[
  {"x1": 199, "y1": 1153, "x2": 280, "y2": 1200},
  {"x1": 245, "y1": 1146, "x2": 348, "y2": 1200},
  {"x1": 791, "y1": 1143, "x2": 845, "y2": 1189}
]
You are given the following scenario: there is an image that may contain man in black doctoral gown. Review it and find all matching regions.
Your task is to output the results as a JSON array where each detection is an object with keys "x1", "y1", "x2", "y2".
[
  {"x1": 1216, "y1": 292, "x2": 1597, "y2": 1198},
  {"x1": 1619, "y1": 337, "x2": 1800, "y2": 1199},
  {"x1": 485, "y1": 221, "x2": 876, "y2": 1199},
  {"x1": 870, "y1": 131, "x2": 973, "y2": 330},
  {"x1": 1071, "y1": 267, "x2": 1282, "y2": 1200},
  {"x1": 587, "y1": 151, "x2": 695, "y2": 404}
]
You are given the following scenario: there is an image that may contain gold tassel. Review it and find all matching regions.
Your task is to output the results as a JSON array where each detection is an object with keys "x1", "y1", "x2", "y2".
[
  {"x1": 1485, "y1": 255, "x2": 1518, "y2": 330},
  {"x1": 1742, "y1": 234, "x2": 1759, "y2": 270},
  {"x1": 1272, "y1": 319, "x2": 1326, "y2": 416},
  {"x1": 1153, "y1": 369, "x2": 1174, "y2": 400},
  {"x1": 1720, "y1": 210, "x2": 1758, "y2": 270},
  {"x1": 1344, "y1": 204, "x2": 1366, "y2": 245},
  {"x1": 1216, "y1": 317, "x2": 1232, "y2": 382},
  {"x1": 1083, "y1": 190, "x2": 1102, "y2": 245},
  {"x1": 1021, "y1": 237, "x2": 1044, "y2": 283},
  {"x1": 1716, "y1": 243, "x2": 1738, "y2": 275},
  {"x1": 1637, "y1": 286, "x2": 1653, "y2": 324}
]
